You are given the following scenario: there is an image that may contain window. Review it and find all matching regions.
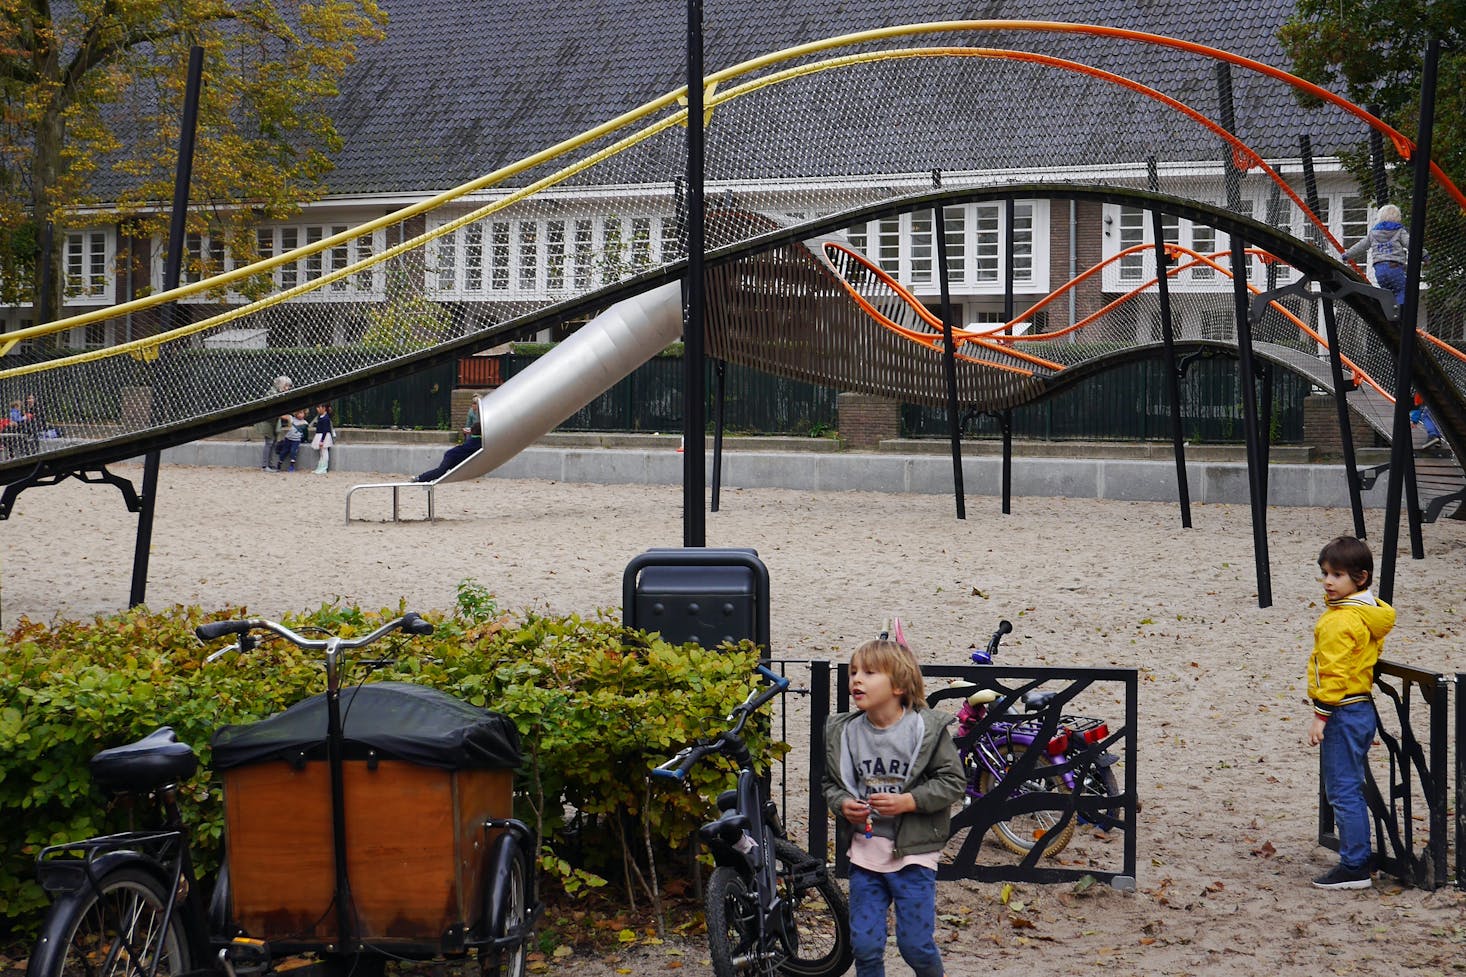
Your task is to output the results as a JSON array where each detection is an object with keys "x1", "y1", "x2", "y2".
[
  {"x1": 1117, "y1": 207, "x2": 1147, "y2": 281},
  {"x1": 974, "y1": 207, "x2": 1000, "y2": 283},
  {"x1": 246, "y1": 224, "x2": 382, "y2": 300},
  {"x1": 518, "y1": 223, "x2": 539, "y2": 291},
  {"x1": 630, "y1": 217, "x2": 652, "y2": 272},
  {"x1": 65, "y1": 231, "x2": 110, "y2": 300},
  {"x1": 547, "y1": 221, "x2": 567, "y2": 292},
  {"x1": 490, "y1": 222, "x2": 511, "y2": 291},
  {"x1": 943, "y1": 206, "x2": 965, "y2": 285},
  {"x1": 573, "y1": 220, "x2": 594, "y2": 289},
  {"x1": 909, "y1": 212, "x2": 933, "y2": 284},
  {"x1": 464, "y1": 222, "x2": 484, "y2": 292},
  {"x1": 876, "y1": 218, "x2": 900, "y2": 276}
]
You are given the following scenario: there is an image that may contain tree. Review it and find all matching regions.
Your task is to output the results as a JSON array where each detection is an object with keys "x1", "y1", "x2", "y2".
[
  {"x1": 0, "y1": 0, "x2": 386, "y2": 323},
  {"x1": 1279, "y1": 2, "x2": 1466, "y2": 339}
]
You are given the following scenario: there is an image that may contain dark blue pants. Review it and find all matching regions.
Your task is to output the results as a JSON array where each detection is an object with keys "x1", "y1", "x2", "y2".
[
  {"x1": 848, "y1": 864, "x2": 943, "y2": 977},
  {"x1": 1320, "y1": 700, "x2": 1378, "y2": 871}
]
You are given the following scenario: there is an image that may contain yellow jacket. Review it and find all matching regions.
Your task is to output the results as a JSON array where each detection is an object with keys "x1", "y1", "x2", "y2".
[{"x1": 1308, "y1": 593, "x2": 1395, "y2": 718}]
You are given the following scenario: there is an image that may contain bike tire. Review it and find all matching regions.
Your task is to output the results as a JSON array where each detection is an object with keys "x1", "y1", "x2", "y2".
[
  {"x1": 479, "y1": 850, "x2": 529, "y2": 977},
  {"x1": 978, "y1": 754, "x2": 1076, "y2": 858},
  {"x1": 772, "y1": 840, "x2": 852, "y2": 977},
  {"x1": 706, "y1": 866, "x2": 764, "y2": 977},
  {"x1": 26, "y1": 865, "x2": 191, "y2": 977},
  {"x1": 1080, "y1": 763, "x2": 1123, "y2": 832}
]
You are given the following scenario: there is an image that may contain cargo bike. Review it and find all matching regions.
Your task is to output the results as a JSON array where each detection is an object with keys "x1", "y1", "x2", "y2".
[{"x1": 26, "y1": 613, "x2": 538, "y2": 977}]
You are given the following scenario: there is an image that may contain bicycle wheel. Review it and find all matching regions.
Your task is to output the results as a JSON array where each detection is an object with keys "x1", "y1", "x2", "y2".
[
  {"x1": 705, "y1": 866, "x2": 766, "y2": 977},
  {"x1": 26, "y1": 866, "x2": 191, "y2": 977},
  {"x1": 772, "y1": 840, "x2": 851, "y2": 977},
  {"x1": 1079, "y1": 763, "x2": 1123, "y2": 832},
  {"x1": 479, "y1": 850, "x2": 528, "y2": 977},
  {"x1": 978, "y1": 754, "x2": 1076, "y2": 858}
]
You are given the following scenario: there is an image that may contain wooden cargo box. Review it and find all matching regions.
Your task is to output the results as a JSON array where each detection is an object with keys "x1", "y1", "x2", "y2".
[{"x1": 223, "y1": 759, "x2": 513, "y2": 945}]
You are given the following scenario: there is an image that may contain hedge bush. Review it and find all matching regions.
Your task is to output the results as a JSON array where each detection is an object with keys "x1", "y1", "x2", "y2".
[{"x1": 0, "y1": 592, "x2": 775, "y2": 931}]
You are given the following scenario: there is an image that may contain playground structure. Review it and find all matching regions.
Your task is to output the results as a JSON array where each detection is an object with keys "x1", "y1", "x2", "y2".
[{"x1": 0, "y1": 22, "x2": 1463, "y2": 594}]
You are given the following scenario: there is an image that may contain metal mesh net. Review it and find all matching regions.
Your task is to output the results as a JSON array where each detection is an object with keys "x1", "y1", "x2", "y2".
[{"x1": 3, "y1": 24, "x2": 1462, "y2": 468}]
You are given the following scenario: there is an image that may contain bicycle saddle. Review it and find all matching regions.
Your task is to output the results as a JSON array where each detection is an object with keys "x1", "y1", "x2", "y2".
[
  {"x1": 1023, "y1": 690, "x2": 1058, "y2": 711},
  {"x1": 90, "y1": 727, "x2": 199, "y2": 793}
]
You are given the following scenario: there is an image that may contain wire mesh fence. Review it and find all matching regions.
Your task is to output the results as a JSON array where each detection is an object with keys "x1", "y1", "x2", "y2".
[{"x1": 3, "y1": 24, "x2": 1463, "y2": 472}]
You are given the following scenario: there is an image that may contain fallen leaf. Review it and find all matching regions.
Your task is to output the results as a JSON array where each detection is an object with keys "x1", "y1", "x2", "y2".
[{"x1": 1010, "y1": 917, "x2": 1036, "y2": 930}]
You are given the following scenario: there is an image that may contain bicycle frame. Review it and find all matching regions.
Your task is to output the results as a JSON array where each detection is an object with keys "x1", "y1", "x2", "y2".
[{"x1": 652, "y1": 665, "x2": 791, "y2": 971}]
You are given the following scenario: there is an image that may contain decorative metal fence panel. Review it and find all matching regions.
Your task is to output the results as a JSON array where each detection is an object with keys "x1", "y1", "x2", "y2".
[
  {"x1": 903, "y1": 355, "x2": 1312, "y2": 442},
  {"x1": 1318, "y1": 660, "x2": 1449, "y2": 889}
]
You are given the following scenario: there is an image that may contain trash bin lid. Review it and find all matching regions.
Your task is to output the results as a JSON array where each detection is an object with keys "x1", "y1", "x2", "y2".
[{"x1": 211, "y1": 681, "x2": 521, "y2": 771}]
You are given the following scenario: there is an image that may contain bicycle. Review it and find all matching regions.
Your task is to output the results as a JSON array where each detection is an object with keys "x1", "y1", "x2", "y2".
[
  {"x1": 651, "y1": 665, "x2": 852, "y2": 977},
  {"x1": 26, "y1": 612, "x2": 536, "y2": 977},
  {"x1": 943, "y1": 619, "x2": 1122, "y2": 858}
]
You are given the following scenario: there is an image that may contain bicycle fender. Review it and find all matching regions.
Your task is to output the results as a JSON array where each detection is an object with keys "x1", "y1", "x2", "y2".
[
  {"x1": 484, "y1": 832, "x2": 523, "y2": 941},
  {"x1": 36, "y1": 850, "x2": 165, "y2": 897}
]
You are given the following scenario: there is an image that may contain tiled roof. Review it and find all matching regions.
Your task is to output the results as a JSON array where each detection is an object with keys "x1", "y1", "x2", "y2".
[{"x1": 324, "y1": 1, "x2": 1358, "y2": 197}]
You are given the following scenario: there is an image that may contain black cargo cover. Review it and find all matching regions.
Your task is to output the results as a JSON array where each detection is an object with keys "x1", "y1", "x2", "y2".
[{"x1": 211, "y1": 681, "x2": 522, "y2": 771}]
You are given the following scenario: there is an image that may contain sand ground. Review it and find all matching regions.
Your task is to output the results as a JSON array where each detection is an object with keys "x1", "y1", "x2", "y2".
[{"x1": 2, "y1": 463, "x2": 1464, "y2": 976}]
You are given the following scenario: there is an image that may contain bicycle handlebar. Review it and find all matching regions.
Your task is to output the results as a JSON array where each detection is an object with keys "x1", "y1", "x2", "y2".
[
  {"x1": 194, "y1": 612, "x2": 434, "y2": 654},
  {"x1": 650, "y1": 666, "x2": 789, "y2": 782},
  {"x1": 971, "y1": 619, "x2": 1013, "y2": 665}
]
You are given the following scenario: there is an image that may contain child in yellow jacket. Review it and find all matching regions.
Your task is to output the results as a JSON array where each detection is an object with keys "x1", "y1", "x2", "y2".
[{"x1": 1307, "y1": 536, "x2": 1395, "y2": 890}]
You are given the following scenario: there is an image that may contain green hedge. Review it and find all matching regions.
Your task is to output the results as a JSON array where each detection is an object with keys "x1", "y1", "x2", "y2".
[{"x1": 0, "y1": 591, "x2": 772, "y2": 931}]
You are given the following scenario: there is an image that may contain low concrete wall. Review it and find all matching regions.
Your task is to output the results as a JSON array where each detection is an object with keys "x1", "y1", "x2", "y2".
[{"x1": 158, "y1": 438, "x2": 1383, "y2": 509}]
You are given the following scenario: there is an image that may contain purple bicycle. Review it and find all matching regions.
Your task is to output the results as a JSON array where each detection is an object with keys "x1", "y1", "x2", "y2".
[{"x1": 948, "y1": 620, "x2": 1121, "y2": 858}]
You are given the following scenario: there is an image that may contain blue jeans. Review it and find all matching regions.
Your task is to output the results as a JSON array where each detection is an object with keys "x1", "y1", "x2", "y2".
[
  {"x1": 848, "y1": 864, "x2": 942, "y2": 977},
  {"x1": 1375, "y1": 261, "x2": 1407, "y2": 307},
  {"x1": 1320, "y1": 700, "x2": 1377, "y2": 871}
]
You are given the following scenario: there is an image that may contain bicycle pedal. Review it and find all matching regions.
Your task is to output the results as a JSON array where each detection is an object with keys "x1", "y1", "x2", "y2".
[{"x1": 224, "y1": 937, "x2": 272, "y2": 975}]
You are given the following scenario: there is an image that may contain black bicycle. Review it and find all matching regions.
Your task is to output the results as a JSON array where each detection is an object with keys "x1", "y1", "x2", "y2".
[
  {"x1": 651, "y1": 665, "x2": 852, "y2": 977},
  {"x1": 26, "y1": 612, "x2": 536, "y2": 977}
]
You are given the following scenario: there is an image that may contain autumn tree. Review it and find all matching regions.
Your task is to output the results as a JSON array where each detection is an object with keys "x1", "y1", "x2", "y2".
[
  {"x1": 0, "y1": 0, "x2": 387, "y2": 323},
  {"x1": 1279, "y1": 2, "x2": 1466, "y2": 338}
]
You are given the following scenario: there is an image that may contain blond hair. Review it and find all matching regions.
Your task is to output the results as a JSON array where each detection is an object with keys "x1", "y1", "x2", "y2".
[
  {"x1": 1376, "y1": 203, "x2": 1402, "y2": 224},
  {"x1": 850, "y1": 638, "x2": 927, "y2": 710}
]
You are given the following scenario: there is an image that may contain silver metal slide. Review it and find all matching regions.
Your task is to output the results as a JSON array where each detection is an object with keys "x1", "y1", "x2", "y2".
[{"x1": 439, "y1": 280, "x2": 684, "y2": 483}]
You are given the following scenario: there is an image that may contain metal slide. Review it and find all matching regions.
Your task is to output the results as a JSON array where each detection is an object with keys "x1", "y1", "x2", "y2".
[{"x1": 434, "y1": 281, "x2": 684, "y2": 484}]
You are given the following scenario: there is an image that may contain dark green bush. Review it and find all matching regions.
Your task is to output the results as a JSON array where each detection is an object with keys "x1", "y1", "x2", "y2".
[{"x1": 0, "y1": 596, "x2": 772, "y2": 929}]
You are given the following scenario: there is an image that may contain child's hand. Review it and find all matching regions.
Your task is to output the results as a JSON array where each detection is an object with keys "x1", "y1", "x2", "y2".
[
  {"x1": 840, "y1": 798, "x2": 870, "y2": 826},
  {"x1": 1308, "y1": 716, "x2": 1327, "y2": 747},
  {"x1": 867, "y1": 792, "x2": 917, "y2": 816}
]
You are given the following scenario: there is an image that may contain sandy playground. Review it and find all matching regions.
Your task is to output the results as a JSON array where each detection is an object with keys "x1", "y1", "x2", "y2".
[{"x1": 2, "y1": 462, "x2": 1464, "y2": 976}]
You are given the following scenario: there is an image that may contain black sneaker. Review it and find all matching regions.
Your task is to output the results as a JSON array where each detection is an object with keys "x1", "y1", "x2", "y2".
[{"x1": 1311, "y1": 864, "x2": 1372, "y2": 890}]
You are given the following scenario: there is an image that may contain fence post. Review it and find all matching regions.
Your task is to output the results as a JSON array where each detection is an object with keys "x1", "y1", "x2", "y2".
[{"x1": 807, "y1": 660, "x2": 831, "y2": 861}]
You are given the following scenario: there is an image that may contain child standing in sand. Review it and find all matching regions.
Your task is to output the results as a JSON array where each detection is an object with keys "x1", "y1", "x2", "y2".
[
  {"x1": 1307, "y1": 536, "x2": 1394, "y2": 890},
  {"x1": 823, "y1": 637, "x2": 965, "y2": 976},
  {"x1": 309, "y1": 403, "x2": 334, "y2": 474}
]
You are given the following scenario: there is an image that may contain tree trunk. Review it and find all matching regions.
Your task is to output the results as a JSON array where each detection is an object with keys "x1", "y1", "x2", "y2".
[{"x1": 30, "y1": 103, "x2": 66, "y2": 334}]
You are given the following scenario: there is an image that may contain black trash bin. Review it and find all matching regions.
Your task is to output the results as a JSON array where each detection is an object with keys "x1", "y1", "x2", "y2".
[{"x1": 623, "y1": 547, "x2": 769, "y2": 652}]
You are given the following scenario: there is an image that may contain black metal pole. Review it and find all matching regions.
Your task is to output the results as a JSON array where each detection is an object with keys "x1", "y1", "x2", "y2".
[
  {"x1": 1380, "y1": 39, "x2": 1439, "y2": 601},
  {"x1": 711, "y1": 359, "x2": 725, "y2": 512},
  {"x1": 1231, "y1": 233, "x2": 1272, "y2": 607},
  {"x1": 1301, "y1": 135, "x2": 1367, "y2": 538},
  {"x1": 1148, "y1": 157, "x2": 1192, "y2": 528},
  {"x1": 681, "y1": 0, "x2": 706, "y2": 547},
  {"x1": 130, "y1": 45, "x2": 203, "y2": 608},
  {"x1": 1001, "y1": 197, "x2": 1015, "y2": 515},
  {"x1": 1216, "y1": 64, "x2": 1242, "y2": 212},
  {"x1": 932, "y1": 175, "x2": 965, "y2": 520}
]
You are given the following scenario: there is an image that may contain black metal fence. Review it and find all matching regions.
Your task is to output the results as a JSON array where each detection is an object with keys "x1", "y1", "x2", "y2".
[
  {"x1": 904, "y1": 355, "x2": 1313, "y2": 442},
  {"x1": 1317, "y1": 660, "x2": 1449, "y2": 889},
  {"x1": 500, "y1": 354, "x2": 838, "y2": 436}
]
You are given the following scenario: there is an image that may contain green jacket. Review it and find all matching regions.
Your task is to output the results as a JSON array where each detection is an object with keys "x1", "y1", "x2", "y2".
[{"x1": 822, "y1": 707, "x2": 967, "y2": 857}]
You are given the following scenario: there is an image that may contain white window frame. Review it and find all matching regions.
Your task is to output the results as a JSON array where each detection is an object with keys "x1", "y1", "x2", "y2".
[
  {"x1": 169, "y1": 223, "x2": 383, "y2": 302},
  {"x1": 426, "y1": 213, "x2": 677, "y2": 300},
  {"x1": 64, "y1": 229, "x2": 113, "y2": 303},
  {"x1": 844, "y1": 201, "x2": 1047, "y2": 294}
]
